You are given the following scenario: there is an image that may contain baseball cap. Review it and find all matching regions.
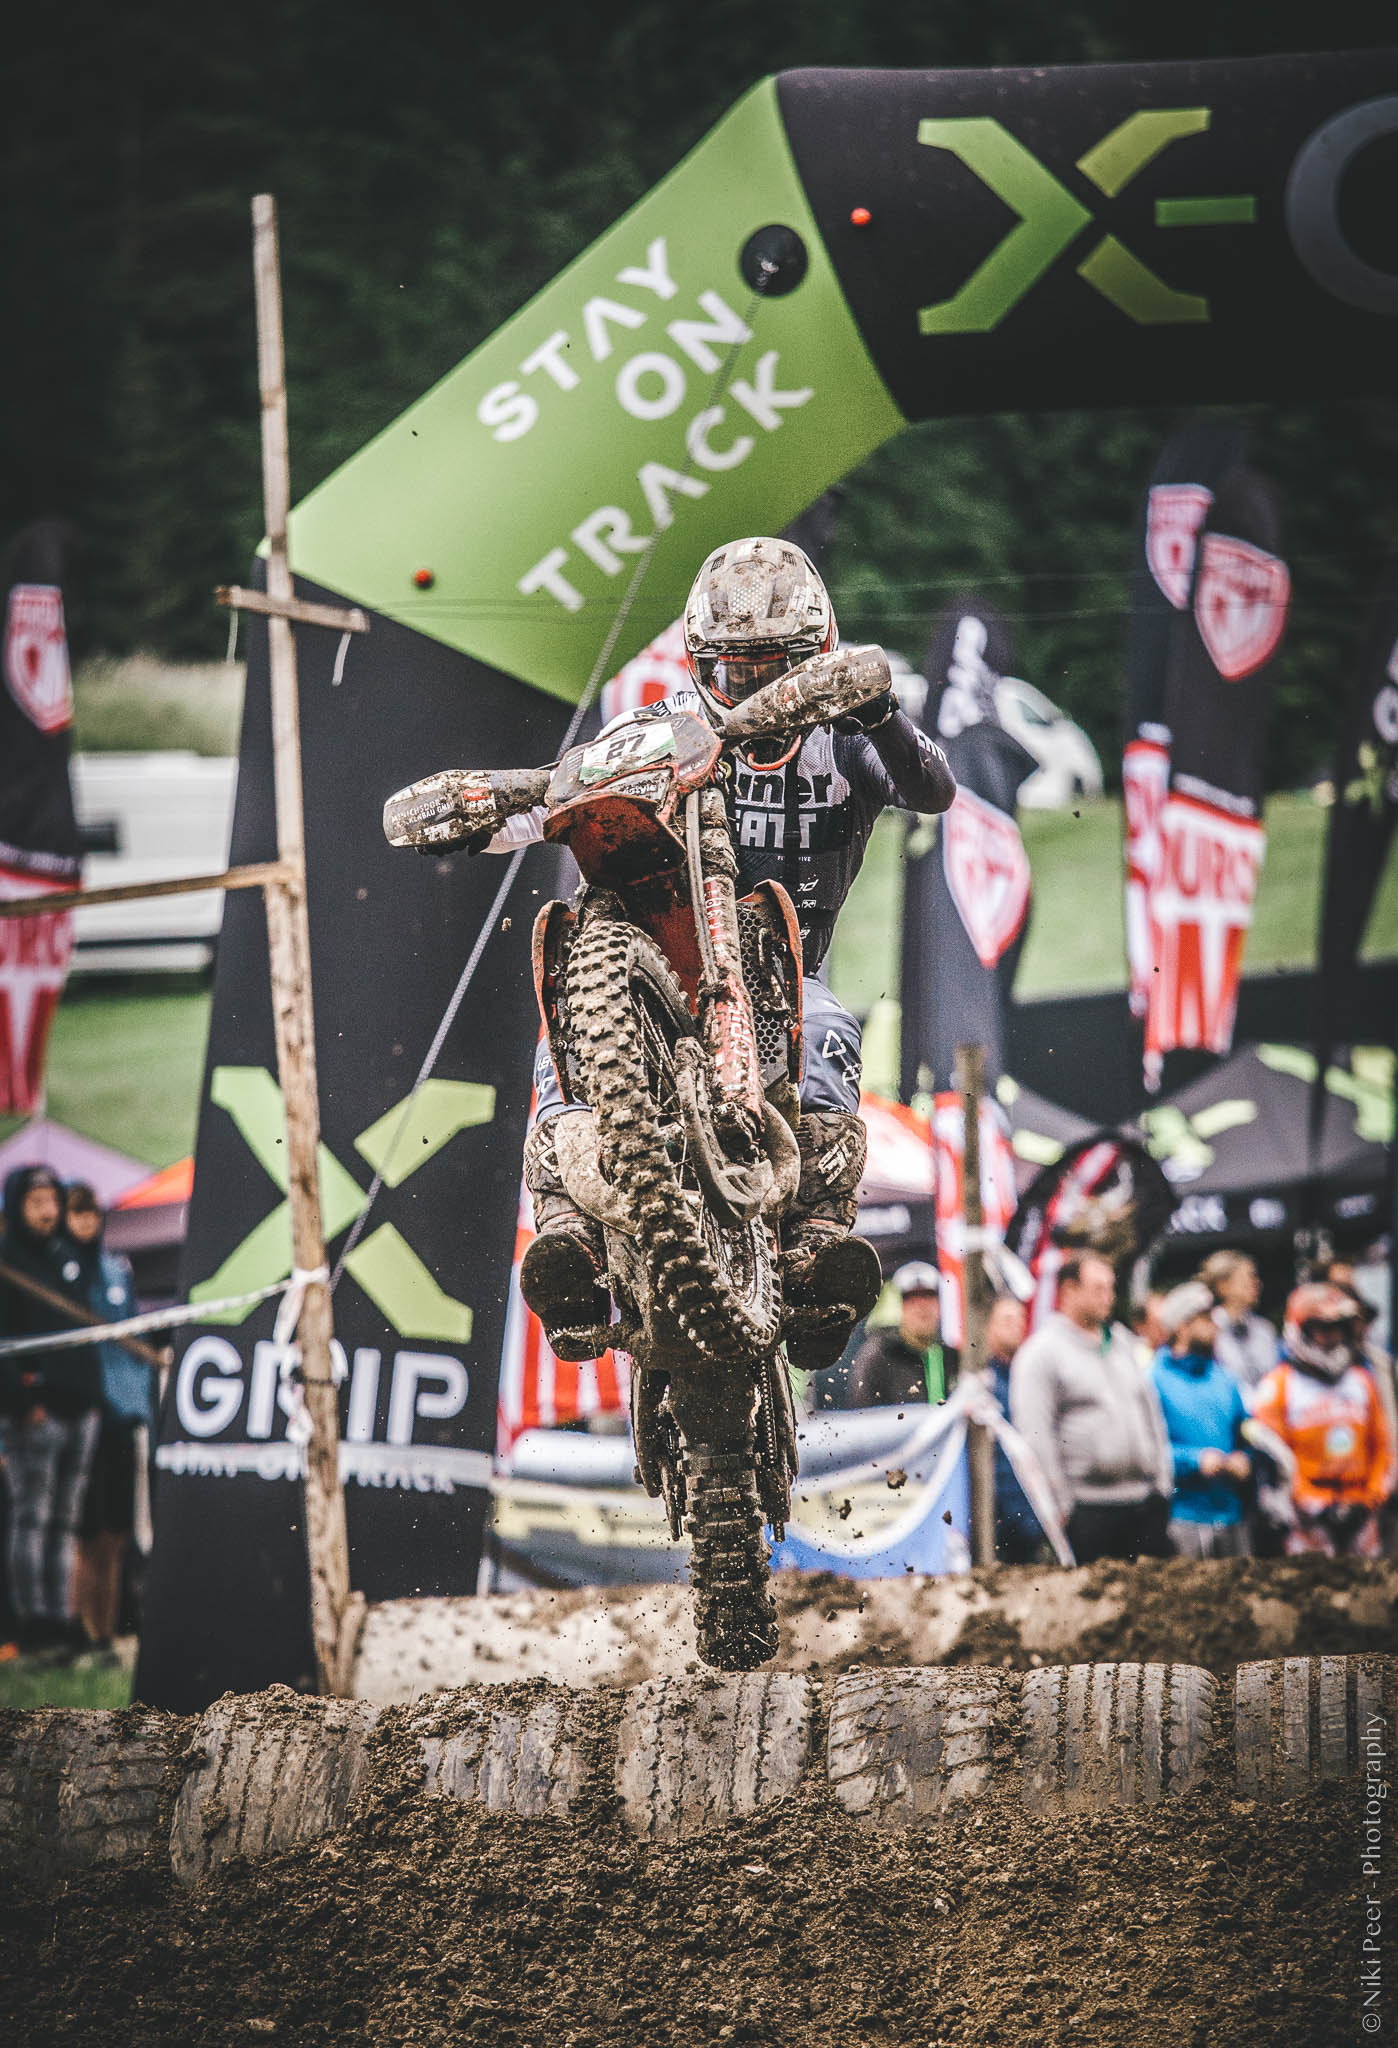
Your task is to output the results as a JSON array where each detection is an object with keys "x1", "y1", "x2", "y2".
[
  {"x1": 892, "y1": 1260, "x2": 941, "y2": 1299},
  {"x1": 1159, "y1": 1279, "x2": 1216, "y2": 1338}
]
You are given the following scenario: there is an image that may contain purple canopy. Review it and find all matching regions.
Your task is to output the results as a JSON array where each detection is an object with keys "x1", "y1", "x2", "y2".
[{"x1": 0, "y1": 1117, "x2": 150, "y2": 1209}]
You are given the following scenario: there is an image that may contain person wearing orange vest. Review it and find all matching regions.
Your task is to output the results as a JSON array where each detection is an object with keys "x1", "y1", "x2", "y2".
[{"x1": 1253, "y1": 1283, "x2": 1396, "y2": 1557}]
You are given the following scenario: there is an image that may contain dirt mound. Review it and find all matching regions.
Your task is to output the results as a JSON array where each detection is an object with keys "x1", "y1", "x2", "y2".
[
  {"x1": 5, "y1": 1558, "x2": 1389, "y2": 2046},
  {"x1": 353, "y1": 1555, "x2": 1398, "y2": 1698},
  {"x1": 0, "y1": 1765, "x2": 1358, "y2": 2046}
]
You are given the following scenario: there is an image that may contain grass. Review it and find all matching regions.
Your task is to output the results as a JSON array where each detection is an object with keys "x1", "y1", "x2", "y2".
[
  {"x1": 5, "y1": 778, "x2": 1393, "y2": 1172},
  {"x1": 73, "y1": 654, "x2": 244, "y2": 757},
  {"x1": 0, "y1": 1657, "x2": 132, "y2": 1710},
  {"x1": 1, "y1": 982, "x2": 212, "y2": 1169},
  {"x1": 827, "y1": 791, "x2": 1398, "y2": 1013}
]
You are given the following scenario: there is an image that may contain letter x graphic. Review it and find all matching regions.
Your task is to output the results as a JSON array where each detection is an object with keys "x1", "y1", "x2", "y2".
[
  {"x1": 190, "y1": 1067, "x2": 495, "y2": 1343},
  {"x1": 917, "y1": 109, "x2": 1257, "y2": 334}
]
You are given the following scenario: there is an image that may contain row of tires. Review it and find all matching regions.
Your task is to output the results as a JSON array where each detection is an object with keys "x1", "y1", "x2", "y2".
[{"x1": 2, "y1": 1654, "x2": 1391, "y2": 1885}]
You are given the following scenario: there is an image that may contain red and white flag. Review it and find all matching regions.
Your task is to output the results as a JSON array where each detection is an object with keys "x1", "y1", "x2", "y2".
[
  {"x1": 1142, "y1": 794, "x2": 1265, "y2": 1089},
  {"x1": 0, "y1": 866, "x2": 75, "y2": 1116},
  {"x1": 931, "y1": 1092, "x2": 1017, "y2": 1349}
]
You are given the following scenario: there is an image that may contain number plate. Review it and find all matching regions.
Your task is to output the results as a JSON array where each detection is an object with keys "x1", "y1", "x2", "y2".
[{"x1": 575, "y1": 721, "x2": 677, "y2": 786}]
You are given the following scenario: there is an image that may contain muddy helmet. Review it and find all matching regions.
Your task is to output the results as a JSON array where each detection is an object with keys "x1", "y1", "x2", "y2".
[
  {"x1": 683, "y1": 536, "x2": 836, "y2": 718},
  {"x1": 1283, "y1": 1281, "x2": 1360, "y2": 1379}
]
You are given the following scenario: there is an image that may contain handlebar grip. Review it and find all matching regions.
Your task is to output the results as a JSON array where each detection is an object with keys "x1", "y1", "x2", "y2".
[
  {"x1": 383, "y1": 766, "x2": 550, "y2": 850},
  {"x1": 720, "y1": 645, "x2": 892, "y2": 741}
]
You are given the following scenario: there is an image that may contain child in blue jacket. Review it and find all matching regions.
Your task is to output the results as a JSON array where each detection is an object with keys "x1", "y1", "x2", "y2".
[{"x1": 1151, "y1": 1279, "x2": 1254, "y2": 1558}]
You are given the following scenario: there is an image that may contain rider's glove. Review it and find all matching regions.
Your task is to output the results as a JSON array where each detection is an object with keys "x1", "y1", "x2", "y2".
[{"x1": 834, "y1": 688, "x2": 896, "y2": 736}]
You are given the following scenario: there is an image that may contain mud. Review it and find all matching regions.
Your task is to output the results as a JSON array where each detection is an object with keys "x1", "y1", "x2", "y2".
[
  {"x1": 3, "y1": 1556, "x2": 1390, "y2": 2046},
  {"x1": 354, "y1": 1554, "x2": 1398, "y2": 1698},
  {"x1": 0, "y1": 1770, "x2": 1361, "y2": 2046}
]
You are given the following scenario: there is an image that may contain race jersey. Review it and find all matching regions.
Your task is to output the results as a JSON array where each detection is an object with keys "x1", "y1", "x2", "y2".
[
  {"x1": 492, "y1": 656, "x2": 954, "y2": 973},
  {"x1": 1252, "y1": 1358, "x2": 1396, "y2": 1513}
]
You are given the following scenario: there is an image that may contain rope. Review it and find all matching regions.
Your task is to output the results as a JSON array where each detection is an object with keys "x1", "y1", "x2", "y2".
[
  {"x1": 0, "y1": 1277, "x2": 293, "y2": 1359},
  {"x1": 329, "y1": 286, "x2": 766, "y2": 1292}
]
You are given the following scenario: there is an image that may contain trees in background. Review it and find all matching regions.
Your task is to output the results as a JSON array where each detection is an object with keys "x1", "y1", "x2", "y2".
[{"x1": 5, "y1": 0, "x2": 1394, "y2": 788}]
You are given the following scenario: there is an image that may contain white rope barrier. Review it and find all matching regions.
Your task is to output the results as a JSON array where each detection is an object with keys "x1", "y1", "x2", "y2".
[{"x1": 0, "y1": 1277, "x2": 293, "y2": 1359}]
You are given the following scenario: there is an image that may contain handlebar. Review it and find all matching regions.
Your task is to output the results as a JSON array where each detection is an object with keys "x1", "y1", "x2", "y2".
[
  {"x1": 719, "y1": 644, "x2": 892, "y2": 743},
  {"x1": 383, "y1": 765, "x2": 551, "y2": 851}
]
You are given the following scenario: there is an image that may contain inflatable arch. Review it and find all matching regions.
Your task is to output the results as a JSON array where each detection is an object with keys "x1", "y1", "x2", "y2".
[{"x1": 139, "y1": 52, "x2": 1398, "y2": 1708}]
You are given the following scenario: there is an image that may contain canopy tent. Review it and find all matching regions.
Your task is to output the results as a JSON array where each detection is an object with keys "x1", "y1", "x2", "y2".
[
  {"x1": 0, "y1": 1117, "x2": 150, "y2": 1209},
  {"x1": 856, "y1": 1083, "x2": 1095, "y2": 1271},
  {"x1": 1142, "y1": 1043, "x2": 1394, "y2": 1250}
]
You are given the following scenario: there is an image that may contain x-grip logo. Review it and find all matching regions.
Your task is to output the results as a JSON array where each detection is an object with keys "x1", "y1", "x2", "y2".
[
  {"x1": 189, "y1": 1067, "x2": 495, "y2": 1342},
  {"x1": 917, "y1": 108, "x2": 1256, "y2": 333}
]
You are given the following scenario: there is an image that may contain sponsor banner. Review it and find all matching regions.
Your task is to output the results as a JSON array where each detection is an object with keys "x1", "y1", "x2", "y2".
[
  {"x1": 1122, "y1": 422, "x2": 1245, "y2": 1013},
  {"x1": 1310, "y1": 559, "x2": 1398, "y2": 1176},
  {"x1": 777, "y1": 54, "x2": 1398, "y2": 422},
  {"x1": 901, "y1": 605, "x2": 1036, "y2": 1097},
  {"x1": 136, "y1": 578, "x2": 568, "y2": 1712},
  {"x1": 0, "y1": 868, "x2": 75, "y2": 1116},
  {"x1": 1146, "y1": 483, "x2": 1214, "y2": 612},
  {"x1": 277, "y1": 60, "x2": 1396, "y2": 712},
  {"x1": 0, "y1": 522, "x2": 82, "y2": 1115},
  {"x1": 4, "y1": 583, "x2": 72, "y2": 734},
  {"x1": 1128, "y1": 453, "x2": 1287, "y2": 1084},
  {"x1": 941, "y1": 786, "x2": 1030, "y2": 971},
  {"x1": 931, "y1": 1091, "x2": 1017, "y2": 1349},
  {"x1": 1143, "y1": 794, "x2": 1265, "y2": 1087},
  {"x1": 1193, "y1": 532, "x2": 1290, "y2": 681},
  {"x1": 1163, "y1": 462, "x2": 1287, "y2": 817}
]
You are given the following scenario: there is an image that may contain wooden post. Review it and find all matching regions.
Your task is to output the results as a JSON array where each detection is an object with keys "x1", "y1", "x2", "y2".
[
  {"x1": 251, "y1": 193, "x2": 353, "y2": 1695},
  {"x1": 956, "y1": 1042, "x2": 997, "y2": 1570}
]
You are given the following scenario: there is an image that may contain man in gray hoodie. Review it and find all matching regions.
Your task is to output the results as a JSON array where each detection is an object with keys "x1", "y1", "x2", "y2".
[{"x1": 1010, "y1": 1251, "x2": 1174, "y2": 1564}]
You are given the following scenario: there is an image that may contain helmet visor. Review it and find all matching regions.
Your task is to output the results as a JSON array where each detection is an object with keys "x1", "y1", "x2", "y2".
[{"x1": 694, "y1": 639, "x2": 825, "y2": 707}]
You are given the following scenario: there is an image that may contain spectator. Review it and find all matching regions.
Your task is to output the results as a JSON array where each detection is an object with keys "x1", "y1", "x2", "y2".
[
  {"x1": 1151, "y1": 1280, "x2": 1254, "y2": 1558},
  {"x1": 1130, "y1": 1291, "x2": 1168, "y2": 1367},
  {"x1": 848, "y1": 1262, "x2": 946, "y2": 1407},
  {"x1": 1253, "y1": 1283, "x2": 1396, "y2": 1556},
  {"x1": 1200, "y1": 1250, "x2": 1277, "y2": 1394},
  {"x1": 67, "y1": 1184, "x2": 150, "y2": 1655},
  {"x1": 0, "y1": 1166, "x2": 102, "y2": 1656},
  {"x1": 984, "y1": 1294, "x2": 1045, "y2": 1564},
  {"x1": 1010, "y1": 1251, "x2": 1173, "y2": 1564}
]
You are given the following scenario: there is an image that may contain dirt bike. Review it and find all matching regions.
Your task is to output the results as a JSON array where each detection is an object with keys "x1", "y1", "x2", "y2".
[{"x1": 383, "y1": 644, "x2": 891, "y2": 1668}]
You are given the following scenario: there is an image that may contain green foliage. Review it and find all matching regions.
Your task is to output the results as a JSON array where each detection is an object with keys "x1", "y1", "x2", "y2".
[
  {"x1": 5, "y1": 1, "x2": 1394, "y2": 788},
  {"x1": 0, "y1": 983, "x2": 214, "y2": 1170},
  {"x1": 73, "y1": 656, "x2": 244, "y2": 756}
]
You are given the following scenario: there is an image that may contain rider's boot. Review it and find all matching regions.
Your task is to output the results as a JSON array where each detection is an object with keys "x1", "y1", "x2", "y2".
[
  {"x1": 518, "y1": 1118, "x2": 611, "y2": 1361},
  {"x1": 781, "y1": 1110, "x2": 883, "y2": 1372}
]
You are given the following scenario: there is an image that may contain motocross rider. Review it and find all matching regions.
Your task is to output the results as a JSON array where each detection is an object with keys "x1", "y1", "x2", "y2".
[{"x1": 513, "y1": 535, "x2": 956, "y2": 1370}]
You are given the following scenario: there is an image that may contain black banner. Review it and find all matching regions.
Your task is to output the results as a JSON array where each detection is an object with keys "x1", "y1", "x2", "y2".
[
  {"x1": 1138, "y1": 460, "x2": 1289, "y2": 1085},
  {"x1": 0, "y1": 518, "x2": 82, "y2": 1116},
  {"x1": 900, "y1": 603, "x2": 1037, "y2": 1099},
  {"x1": 1310, "y1": 561, "x2": 1398, "y2": 1155},
  {"x1": 0, "y1": 518, "x2": 81, "y2": 885},
  {"x1": 136, "y1": 575, "x2": 564, "y2": 1711},
  {"x1": 1122, "y1": 421, "x2": 1244, "y2": 1015},
  {"x1": 777, "y1": 52, "x2": 1398, "y2": 421},
  {"x1": 1165, "y1": 463, "x2": 1288, "y2": 816}
]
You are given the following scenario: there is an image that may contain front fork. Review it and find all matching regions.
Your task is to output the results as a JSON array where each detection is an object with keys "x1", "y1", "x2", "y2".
[{"x1": 685, "y1": 787, "x2": 765, "y2": 1142}]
